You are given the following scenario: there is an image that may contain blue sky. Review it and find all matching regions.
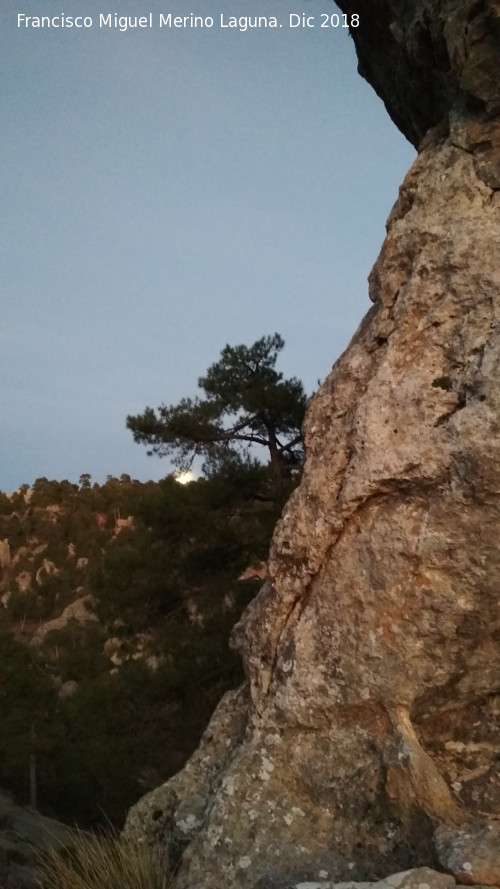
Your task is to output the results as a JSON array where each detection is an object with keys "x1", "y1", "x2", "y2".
[{"x1": 1, "y1": 0, "x2": 415, "y2": 491}]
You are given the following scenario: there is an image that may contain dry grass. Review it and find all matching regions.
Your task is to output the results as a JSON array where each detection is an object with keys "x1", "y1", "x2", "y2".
[{"x1": 37, "y1": 829, "x2": 172, "y2": 889}]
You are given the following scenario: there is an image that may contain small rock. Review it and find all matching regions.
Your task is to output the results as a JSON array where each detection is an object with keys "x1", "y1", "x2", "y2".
[
  {"x1": 252, "y1": 869, "x2": 456, "y2": 889},
  {"x1": 435, "y1": 821, "x2": 500, "y2": 886}
]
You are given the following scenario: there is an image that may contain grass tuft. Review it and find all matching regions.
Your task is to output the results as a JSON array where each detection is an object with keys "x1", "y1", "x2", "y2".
[{"x1": 37, "y1": 828, "x2": 172, "y2": 889}]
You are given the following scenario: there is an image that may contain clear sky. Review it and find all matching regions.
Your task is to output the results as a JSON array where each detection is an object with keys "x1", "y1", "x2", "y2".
[{"x1": 1, "y1": 0, "x2": 415, "y2": 492}]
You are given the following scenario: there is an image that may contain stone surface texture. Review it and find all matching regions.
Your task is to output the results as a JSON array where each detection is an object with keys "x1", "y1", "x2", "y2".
[
  {"x1": 435, "y1": 822, "x2": 500, "y2": 886},
  {"x1": 255, "y1": 867, "x2": 456, "y2": 889},
  {"x1": 0, "y1": 789, "x2": 74, "y2": 889},
  {"x1": 335, "y1": 0, "x2": 500, "y2": 151},
  {"x1": 124, "y1": 2, "x2": 500, "y2": 888}
]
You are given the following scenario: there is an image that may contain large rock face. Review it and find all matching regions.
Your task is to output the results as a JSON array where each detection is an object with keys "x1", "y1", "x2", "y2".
[{"x1": 125, "y1": 3, "x2": 500, "y2": 887}]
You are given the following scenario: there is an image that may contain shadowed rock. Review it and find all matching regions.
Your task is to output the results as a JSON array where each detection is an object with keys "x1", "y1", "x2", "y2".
[{"x1": 0, "y1": 790, "x2": 74, "y2": 889}]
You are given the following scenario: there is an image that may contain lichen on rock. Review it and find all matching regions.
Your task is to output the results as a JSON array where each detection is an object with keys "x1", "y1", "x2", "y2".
[{"x1": 124, "y1": 3, "x2": 500, "y2": 887}]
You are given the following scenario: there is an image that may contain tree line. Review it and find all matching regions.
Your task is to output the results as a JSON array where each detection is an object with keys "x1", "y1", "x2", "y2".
[{"x1": 0, "y1": 334, "x2": 308, "y2": 826}]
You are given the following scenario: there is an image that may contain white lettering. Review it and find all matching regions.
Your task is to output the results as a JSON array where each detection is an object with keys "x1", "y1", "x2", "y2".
[
  {"x1": 159, "y1": 13, "x2": 213, "y2": 28},
  {"x1": 290, "y1": 13, "x2": 315, "y2": 27},
  {"x1": 100, "y1": 13, "x2": 151, "y2": 30},
  {"x1": 18, "y1": 13, "x2": 92, "y2": 27},
  {"x1": 220, "y1": 14, "x2": 278, "y2": 31}
]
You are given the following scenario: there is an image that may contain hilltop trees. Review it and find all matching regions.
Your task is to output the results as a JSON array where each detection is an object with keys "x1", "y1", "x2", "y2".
[
  {"x1": 0, "y1": 474, "x2": 269, "y2": 825},
  {"x1": 0, "y1": 338, "x2": 308, "y2": 825},
  {"x1": 126, "y1": 334, "x2": 308, "y2": 497}
]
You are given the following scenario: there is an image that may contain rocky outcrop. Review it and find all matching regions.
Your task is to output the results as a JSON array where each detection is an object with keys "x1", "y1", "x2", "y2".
[
  {"x1": 0, "y1": 789, "x2": 74, "y2": 889},
  {"x1": 30, "y1": 594, "x2": 98, "y2": 645},
  {"x1": 0, "y1": 541, "x2": 11, "y2": 571},
  {"x1": 124, "y1": 3, "x2": 500, "y2": 888},
  {"x1": 125, "y1": 687, "x2": 250, "y2": 859},
  {"x1": 335, "y1": 0, "x2": 500, "y2": 152}
]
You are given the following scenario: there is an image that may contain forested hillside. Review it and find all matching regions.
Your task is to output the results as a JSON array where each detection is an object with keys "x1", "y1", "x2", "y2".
[{"x1": 0, "y1": 467, "x2": 284, "y2": 826}]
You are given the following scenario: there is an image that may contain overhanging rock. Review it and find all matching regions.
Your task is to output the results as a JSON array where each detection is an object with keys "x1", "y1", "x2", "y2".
[{"x1": 124, "y1": 3, "x2": 500, "y2": 887}]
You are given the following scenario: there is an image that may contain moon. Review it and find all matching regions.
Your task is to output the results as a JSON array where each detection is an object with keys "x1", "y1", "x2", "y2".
[{"x1": 175, "y1": 470, "x2": 196, "y2": 485}]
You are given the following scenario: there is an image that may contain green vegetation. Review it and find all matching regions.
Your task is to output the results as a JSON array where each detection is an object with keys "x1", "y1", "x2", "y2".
[
  {"x1": 127, "y1": 333, "x2": 308, "y2": 497},
  {"x1": 0, "y1": 335, "x2": 305, "y2": 828},
  {"x1": 37, "y1": 829, "x2": 171, "y2": 889},
  {"x1": 0, "y1": 627, "x2": 58, "y2": 808},
  {"x1": 0, "y1": 473, "x2": 267, "y2": 824}
]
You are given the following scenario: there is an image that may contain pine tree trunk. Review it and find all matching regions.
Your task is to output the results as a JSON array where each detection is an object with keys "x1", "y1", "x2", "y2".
[{"x1": 29, "y1": 723, "x2": 37, "y2": 809}]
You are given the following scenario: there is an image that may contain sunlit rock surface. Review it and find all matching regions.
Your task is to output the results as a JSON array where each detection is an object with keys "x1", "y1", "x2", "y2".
[{"x1": 124, "y1": 3, "x2": 500, "y2": 887}]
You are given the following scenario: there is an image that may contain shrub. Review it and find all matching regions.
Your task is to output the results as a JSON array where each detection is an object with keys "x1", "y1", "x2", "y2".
[{"x1": 37, "y1": 829, "x2": 171, "y2": 889}]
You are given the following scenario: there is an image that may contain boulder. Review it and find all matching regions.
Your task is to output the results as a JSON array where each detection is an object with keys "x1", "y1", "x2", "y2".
[
  {"x1": 0, "y1": 540, "x2": 11, "y2": 571},
  {"x1": 30, "y1": 594, "x2": 98, "y2": 644},
  {"x1": 0, "y1": 789, "x2": 74, "y2": 889},
  {"x1": 435, "y1": 822, "x2": 500, "y2": 886},
  {"x1": 252, "y1": 867, "x2": 457, "y2": 889}
]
